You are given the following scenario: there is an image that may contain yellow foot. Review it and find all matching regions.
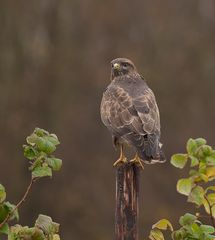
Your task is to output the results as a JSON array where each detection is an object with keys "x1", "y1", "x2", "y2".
[
  {"x1": 130, "y1": 154, "x2": 144, "y2": 170},
  {"x1": 113, "y1": 157, "x2": 127, "y2": 167}
]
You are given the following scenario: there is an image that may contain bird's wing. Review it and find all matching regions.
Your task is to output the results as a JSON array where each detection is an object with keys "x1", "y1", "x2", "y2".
[
  {"x1": 132, "y1": 87, "x2": 160, "y2": 135},
  {"x1": 101, "y1": 83, "x2": 160, "y2": 139}
]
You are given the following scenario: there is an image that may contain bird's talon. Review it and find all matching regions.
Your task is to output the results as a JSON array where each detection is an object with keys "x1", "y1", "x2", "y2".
[
  {"x1": 113, "y1": 157, "x2": 127, "y2": 167},
  {"x1": 113, "y1": 144, "x2": 128, "y2": 167},
  {"x1": 130, "y1": 154, "x2": 144, "y2": 170}
]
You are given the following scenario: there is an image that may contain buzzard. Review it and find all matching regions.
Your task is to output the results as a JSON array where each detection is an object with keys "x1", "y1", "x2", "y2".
[{"x1": 100, "y1": 58, "x2": 165, "y2": 168}]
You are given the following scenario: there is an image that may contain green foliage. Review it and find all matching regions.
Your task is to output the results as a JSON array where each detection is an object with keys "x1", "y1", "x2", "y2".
[
  {"x1": 171, "y1": 138, "x2": 215, "y2": 213},
  {"x1": 148, "y1": 138, "x2": 215, "y2": 240},
  {"x1": 149, "y1": 228, "x2": 164, "y2": 240},
  {"x1": 171, "y1": 154, "x2": 188, "y2": 169},
  {"x1": 8, "y1": 215, "x2": 60, "y2": 240},
  {"x1": 172, "y1": 213, "x2": 215, "y2": 240},
  {"x1": 149, "y1": 219, "x2": 173, "y2": 240},
  {"x1": 176, "y1": 178, "x2": 192, "y2": 196},
  {"x1": 0, "y1": 184, "x2": 6, "y2": 203},
  {"x1": 24, "y1": 128, "x2": 62, "y2": 179},
  {"x1": 0, "y1": 195, "x2": 19, "y2": 235},
  {"x1": 0, "y1": 128, "x2": 62, "y2": 239},
  {"x1": 152, "y1": 219, "x2": 173, "y2": 231}
]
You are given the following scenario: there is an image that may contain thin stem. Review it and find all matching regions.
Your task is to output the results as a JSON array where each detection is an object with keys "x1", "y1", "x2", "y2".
[
  {"x1": 204, "y1": 194, "x2": 215, "y2": 228},
  {"x1": 0, "y1": 177, "x2": 37, "y2": 228}
]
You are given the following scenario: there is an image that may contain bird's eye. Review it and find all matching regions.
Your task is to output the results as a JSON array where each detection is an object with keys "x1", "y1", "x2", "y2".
[{"x1": 123, "y1": 63, "x2": 128, "y2": 67}]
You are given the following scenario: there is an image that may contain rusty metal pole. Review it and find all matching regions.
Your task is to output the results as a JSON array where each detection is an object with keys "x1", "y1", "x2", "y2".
[{"x1": 115, "y1": 163, "x2": 140, "y2": 240}]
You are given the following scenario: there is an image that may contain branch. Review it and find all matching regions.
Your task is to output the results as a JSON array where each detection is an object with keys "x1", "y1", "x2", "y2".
[
  {"x1": 204, "y1": 194, "x2": 215, "y2": 228},
  {"x1": 0, "y1": 177, "x2": 37, "y2": 228}
]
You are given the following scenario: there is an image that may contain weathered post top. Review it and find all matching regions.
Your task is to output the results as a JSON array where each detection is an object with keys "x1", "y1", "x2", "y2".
[{"x1": 115, "y1": 163, "x2": 140, "y2": 240}]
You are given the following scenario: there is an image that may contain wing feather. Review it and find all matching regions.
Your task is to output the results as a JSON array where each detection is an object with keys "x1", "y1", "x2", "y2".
[{"x1": 100, "y1": 78, "x2": 161, "y2": 157}]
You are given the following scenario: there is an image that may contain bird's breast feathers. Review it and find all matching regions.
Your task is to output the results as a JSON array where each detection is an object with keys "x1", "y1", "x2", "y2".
[{"x1": 100, "y1": 74, "x2": 160, "y2": 138}]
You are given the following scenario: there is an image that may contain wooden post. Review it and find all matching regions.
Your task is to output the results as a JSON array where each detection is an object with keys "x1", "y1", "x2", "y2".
[{"x1": 115, "y1": 163, "x2": 140, "y2": 240}]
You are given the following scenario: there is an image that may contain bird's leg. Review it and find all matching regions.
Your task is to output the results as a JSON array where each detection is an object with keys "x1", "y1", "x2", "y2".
[
  {"x1": 113, "y1": 144, "x2": 127, "y2": 167},
  {"x1": 130, "y1": 153, "x2": 144, "y2": 170}
]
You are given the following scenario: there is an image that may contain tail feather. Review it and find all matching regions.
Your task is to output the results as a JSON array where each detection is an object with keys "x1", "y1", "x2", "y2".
[
  {"x1": 138, "y1": 146, "x2": 166, "y2": 164},
  {"x1": 125, "y1": 132, "x2": 166, "y2": 164},
  {"x1": 137, "y1": 137, "x2": 166, "y2": 164}
]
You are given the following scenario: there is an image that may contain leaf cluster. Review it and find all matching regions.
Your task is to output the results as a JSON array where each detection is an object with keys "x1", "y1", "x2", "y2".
[
  {"x1": 0, "y1": 128, "x2": 62, "y2": 239},
  {"x1": 23, "y1": 128, "x2": 62, "y2": 178},
  {"x1": 173, "y1": 213, "x2": 214, "y2": 240},
  {"x1": 0, "y1": 184, "x2": 19, "y2": 235},
  {"x1": 149, "y1": 214, "x2": 215, "y2": 240},
  {"x1": 148, "y1": 138, "x2": 215, "y2": 240},
  {"x1": 8, "y1": 215, "x2": 60, "y2": 240},
  {"x1": 171, "y1": 138, "x2": 215, "y2": 216}
]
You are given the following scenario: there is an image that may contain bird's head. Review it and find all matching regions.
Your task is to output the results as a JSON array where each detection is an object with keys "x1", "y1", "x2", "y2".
[{"x1": 110, "y1": 58, "x2": 137, "y2": 80}]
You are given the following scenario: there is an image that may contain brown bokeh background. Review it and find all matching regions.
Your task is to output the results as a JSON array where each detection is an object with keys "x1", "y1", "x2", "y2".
[{"x1": 0, "y1": 1, "x2": 215, "y2": 239}]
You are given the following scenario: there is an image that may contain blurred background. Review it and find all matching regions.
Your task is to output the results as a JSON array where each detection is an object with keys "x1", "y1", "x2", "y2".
[{"x1": 0, "y1": 0, "x2": 215, "y2": 239}]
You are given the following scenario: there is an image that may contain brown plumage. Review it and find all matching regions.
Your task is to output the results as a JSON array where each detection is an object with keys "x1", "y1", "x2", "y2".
[{"x1": 100, "y1": 58, "x2": 165, "y2": 166}]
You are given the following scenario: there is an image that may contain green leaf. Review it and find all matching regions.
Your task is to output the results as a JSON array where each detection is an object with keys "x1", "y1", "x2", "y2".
[
  {"x1": 191, "y1": 222, "x2": 201, "y2": 235},
  {"x1": 23, "y1": 145, "x2": 38, "y2": 160},
  {"x1": 29, "y1": 158, "x2": 43, "y2": 171},
  {"x1": 32, "y1": 166, "x2": 52, "y2": 178},
  {"x1": 195, "y1": 138, "x2": 207, "y2": 147},
  {"x1": 199, "y1": 173, "x2": 209, "y2": 182},
  {"x1": 171, "y1": 229, "x2": 186, "y2": 240},
  {"x1": 189, "y1": 156, "x2": 199, "y2": 167},
  {"x1": 177, "y1": 178, "x2": 193, "y2": 196},
  {"x1": 171, "y1": 154, "x2": 188, "y2": 169},
  {"x1": 36, "y1": 137, "x2": 56, "y2": 154},
  {"x1": 186, "y1": 138, "x2": 197, "y2": 155},
  {"x1": 46, "y1": 158, "x2": 62, "y2": 171},
  {"x1": 149, "y1": 229, "x2": 164, "y2": 240},
  {"x1": 0, "y1": 201, "x2": 19, "y2": 223},
  {"x1": 206, "y1": 167, "x2": 215, "y2": 179},
  {"x1": 0, "y1": 223, "x2": 9, "y2": 234},
  {"x1": 0, "y1": 205, "x2": 9, "y2": 222},
  {"x1": 35, "y1": 214, "x2": 52, "y2": 234},
  {"x1": 206, "y1": 156, "x2": 215, "y2": 166},
  {"x1": 35, "y1": 214, "x2": 60, "y2": 235},
  {"x1": 34, "y1": 128, "x2": 49, "y2": 137},
  {"x1": 202, "y1": 145, "x2": 213, "y2": 156},
  {"x1": 152, "y1": 219, "x2": 173, "y2": 231},
  {"x1": 206, "y1": 186, "x2": 215, "y2": 193},
  {"x1": 53, "y1": 234, "x2": 61, "y2": 240},
  {"x1": 196, "y1": 145, "x2": 213, "y2": 160},
  {"x1": 188, "y1": 186, "x2": 205, "y2": 206},
  {"x1": 45, "y1": 134, "x2": 60, "y2": 146},
  {"x1": 203, "y1": 200, "x2": 215, "y2": 218},
  {"x1": 189, "y1": 169, "x2": 199, "y2": 177},
  {"x1": 200, "y1": 225, "x2": 215, "y2": 234},
  {"x1": 199, "y1": 161, "x2": 207, "y2": 172},
  {"x1": 179, "y1": 213, "x2": 197, "y2": 226},
  {"x1": 207, "y1": 193, "x2": 215, "y2": 204},
  {"x1": 0, "y1": 184, "x2": 6, "y2": 203},
  {"x1": 4, "y1": 201, "x2": 19, "y2": 221},
  {"x1": 26, "y1": 133, "x2": 39, "y2": 146}
]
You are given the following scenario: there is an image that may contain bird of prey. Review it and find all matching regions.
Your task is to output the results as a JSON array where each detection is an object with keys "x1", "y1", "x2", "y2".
[{"x1": 100, "y1": 58, "x2": 165, "y2": 168}]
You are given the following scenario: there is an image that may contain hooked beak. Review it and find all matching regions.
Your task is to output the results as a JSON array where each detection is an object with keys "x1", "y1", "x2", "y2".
[{"x1": 113, "y1": 63, "x2": 121, "y2": 71}]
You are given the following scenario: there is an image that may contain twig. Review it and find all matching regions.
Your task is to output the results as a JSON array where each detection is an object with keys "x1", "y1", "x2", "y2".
[
  {"x1": 0, "y1": 177, "x2": 37, "y2": 228},
  {"x1": 204, "y1": 194, "x2": 215, "y2": 228}
]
